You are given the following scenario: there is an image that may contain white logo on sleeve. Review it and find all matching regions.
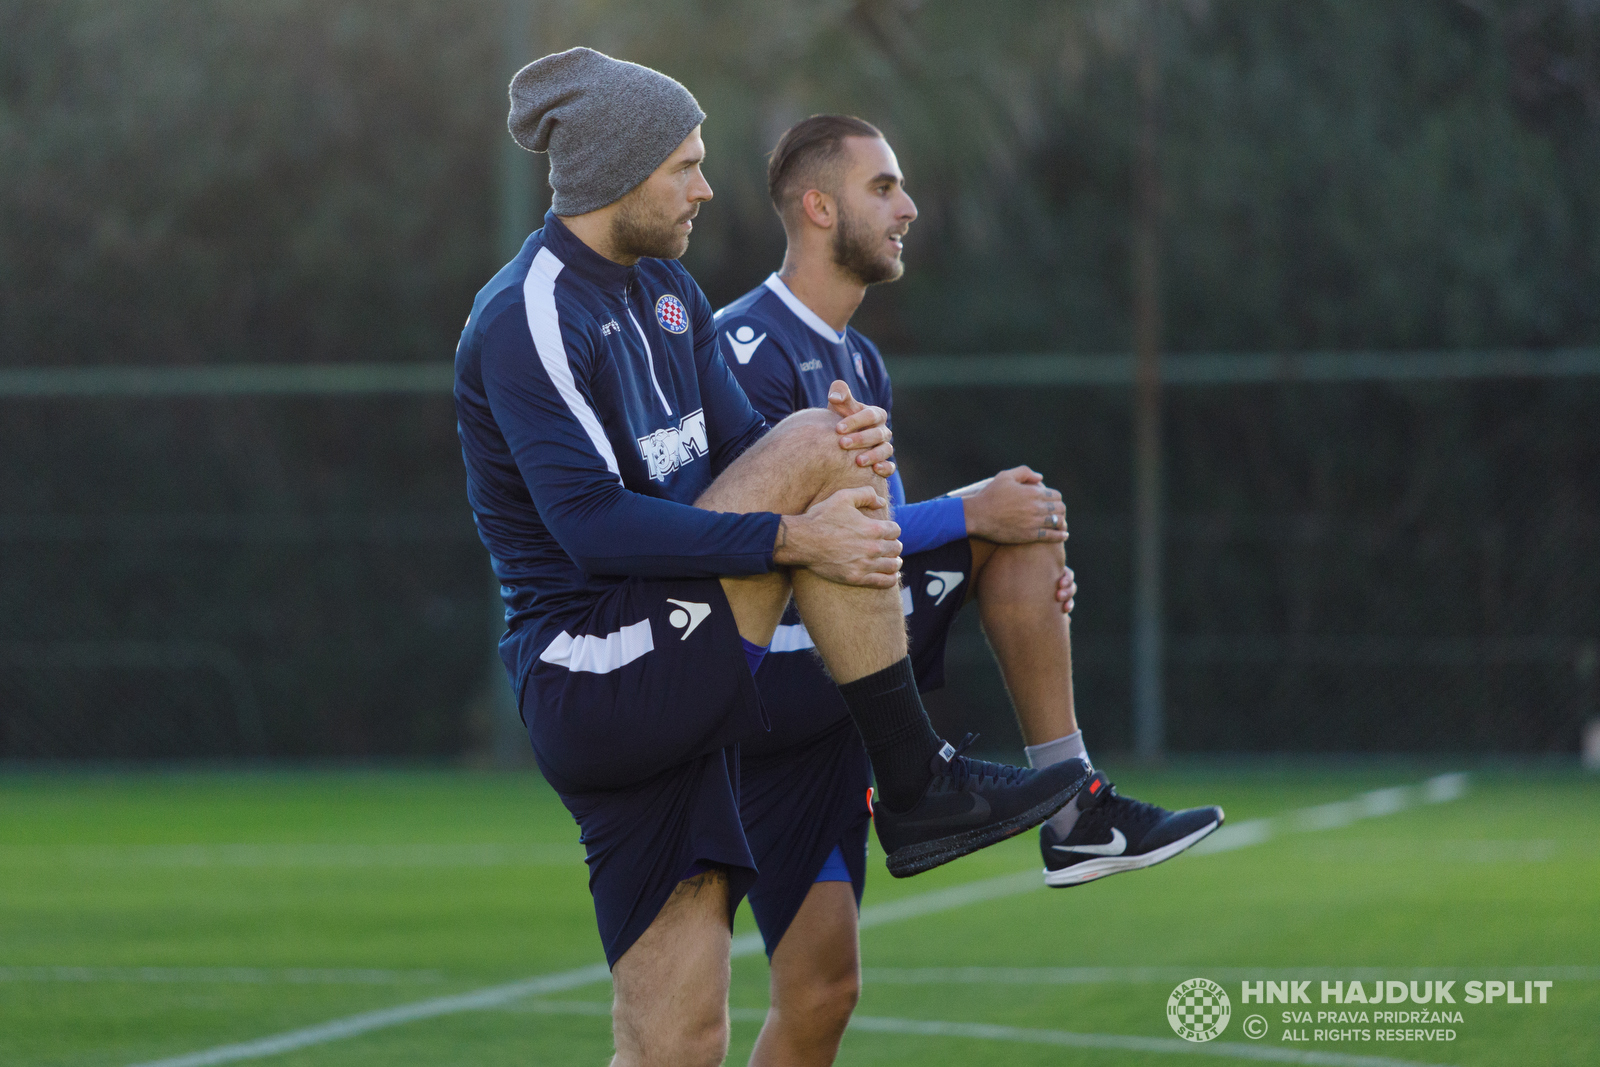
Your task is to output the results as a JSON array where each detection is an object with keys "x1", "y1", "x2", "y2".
[
  {"x1": 924, "y1": 570, "x2": 965, "y2": 606},
  {"x1": 666, "y1": 599, "x2": 711, "y2": 639},
  {"x1": 725, "y1": 325, "x2": 768, "y2": 364},
  {"x1": 637, "y1": 408, "x2": 708, "y2": 482}
]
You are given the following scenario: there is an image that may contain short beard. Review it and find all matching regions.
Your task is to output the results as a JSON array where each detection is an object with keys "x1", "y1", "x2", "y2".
[
  {"x1": 831, "y1": 203, "x2": 904, "y2": 286},
  {"x1": 609, "y1": 187, "x2": 691, "y2": 261}
]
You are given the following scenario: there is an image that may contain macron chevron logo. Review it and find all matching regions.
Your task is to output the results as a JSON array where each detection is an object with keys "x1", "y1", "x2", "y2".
[
  {"x1": 665, "y1": 599, "x2": 711, "y2": 639},
  {"x1": 725, "y1": 325, "x2": 767, "y2": 364},
  {"x1": 925, "y1": 570, "x2": 965, "y2": 606}
]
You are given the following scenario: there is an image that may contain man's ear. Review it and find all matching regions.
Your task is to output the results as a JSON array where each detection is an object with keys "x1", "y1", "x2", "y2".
[{"x1": 800, "y1": 188, "x2": 835, "y2": 229}]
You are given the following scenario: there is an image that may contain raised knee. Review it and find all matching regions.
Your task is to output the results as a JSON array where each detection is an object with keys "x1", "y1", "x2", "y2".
[
  {"x1": 976, "y1": 540, "x2": 1066, "y2": 609},
  {"x1": 772, "y1": 408, "x2": 848, "y2": 461},
  {"x1": 994, "y1": 537, "x2": 1066, "y2": 572},
  {"x1": 770, "y1": 407, "x2": 879, "y2": 498}
]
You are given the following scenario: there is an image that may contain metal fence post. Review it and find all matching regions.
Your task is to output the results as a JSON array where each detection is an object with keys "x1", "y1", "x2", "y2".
[
  {"x1": 1131, "y1": 0, "x2": 1166, "y2": 761},
  {"x1": 498, "y1": 0, "x2": 538, "y2": 265},
  {"x1": 480, "y1": 0, "x2": 539, "y2": 767}
]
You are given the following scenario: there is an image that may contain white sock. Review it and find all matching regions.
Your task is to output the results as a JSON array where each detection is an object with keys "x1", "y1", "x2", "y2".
[{"x1": 1025, "y1": 730, "x2": 1091, "y2": 838}]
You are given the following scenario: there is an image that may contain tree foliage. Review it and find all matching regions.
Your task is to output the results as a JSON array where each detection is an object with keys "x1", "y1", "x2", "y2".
[
  {"x1": 2, "y1": 0, "x2": 1596, "y2": 366},
  {"x1": 2, "y1": 1, "x2": 1597, "y2": 757}
]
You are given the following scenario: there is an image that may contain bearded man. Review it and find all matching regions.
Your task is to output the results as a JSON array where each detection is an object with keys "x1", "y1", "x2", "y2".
[
  {"x1": 715, "y1": 115, "x2": 1225, "y2": 1066},
  {"x1": 454, "y1": 56, "x2": 1089, "y2": 1067}
]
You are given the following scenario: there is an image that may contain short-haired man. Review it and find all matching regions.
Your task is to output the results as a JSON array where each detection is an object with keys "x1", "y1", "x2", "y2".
[
  {"x1": 716, "y1": 115, "x2": 1224, "y2": 1065},
  {"x1": 455, "y1": 56, "x2": 1090, "y2": 1066}
]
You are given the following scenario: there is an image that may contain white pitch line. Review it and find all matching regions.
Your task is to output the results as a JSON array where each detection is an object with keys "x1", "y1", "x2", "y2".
[
  {"x1": 0, "y1": 966, "x2": 442, "y2": 985},
  {"x1": 507, "y1": 1000, "x2": 1456, "y2": 1067},
  {"x1": 1, "y1": 843, "x2": 585, "y2": 867},
  {"x1": 122, "y1": 868, "x2": 1044, "y2": 1067},
  {"x1": 123, "y1": 772, "x2": 1471, "y2": 1067},
  {"x1": 861, "y1": 964, "x2": 1600, "y2": 985},
  {"x1": 1191, "y1": 773, "x2": 1468, "y2": 856},
  {"x1": 123, "y1": 964, "x2": 613, "y2": 1067},
  {"x1": 843, "y1": 1013, "x2": 1456, "y2": 1067}
]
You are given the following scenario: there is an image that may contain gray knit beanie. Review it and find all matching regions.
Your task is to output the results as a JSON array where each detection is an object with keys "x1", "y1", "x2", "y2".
[{"x1": 508, "y1": 47, "x2": 706, "y2": 217}]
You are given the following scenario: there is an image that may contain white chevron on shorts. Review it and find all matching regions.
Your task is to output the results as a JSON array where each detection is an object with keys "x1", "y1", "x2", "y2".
[
  {"x1": 538, "y1": 619, "x2": 653, "y2": 674},
  {"x1": 767, "y1": 587, "x2": 915, "y2": 655}
]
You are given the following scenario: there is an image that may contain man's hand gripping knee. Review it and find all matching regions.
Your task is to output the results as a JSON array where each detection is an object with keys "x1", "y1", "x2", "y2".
[
  {"x1": 767, "y1": 380, "x2": 902, "y2": 588},
  {"x1": 827, "y1": 379, "x2": 896, "y2": 479},
  {"x1": 951, "y1": 465, "x2": 1076, "y2": 613},
  {"x1": 774, "y1": 486, "x2": 903, "y2": 588}
]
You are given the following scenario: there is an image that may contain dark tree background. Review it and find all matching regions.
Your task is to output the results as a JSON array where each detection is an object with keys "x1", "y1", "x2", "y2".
[{"x1": 2, "y1": 0, "x2": 1596, "y2": 758}]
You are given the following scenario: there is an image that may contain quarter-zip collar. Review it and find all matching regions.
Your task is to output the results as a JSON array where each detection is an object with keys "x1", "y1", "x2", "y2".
[
  {"x1": 541, "y1": 210, "x2": 638, "y2": 297},
  {"x1": 541, "y1": 211, "x2": 673, "y2": 418}
]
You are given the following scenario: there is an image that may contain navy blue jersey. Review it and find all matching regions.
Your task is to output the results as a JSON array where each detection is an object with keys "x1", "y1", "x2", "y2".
[
  {"x1": 456, "y1": 212, "x2": 780, "y2": 694},
  {"x1": 714, "y1": 274, "x2": 965, "y2": 554}
]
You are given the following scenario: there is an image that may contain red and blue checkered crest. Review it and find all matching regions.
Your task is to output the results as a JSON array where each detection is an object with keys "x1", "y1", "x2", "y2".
[{"x1": 655, "y1": 294, "x2": 688, "y2": 334}]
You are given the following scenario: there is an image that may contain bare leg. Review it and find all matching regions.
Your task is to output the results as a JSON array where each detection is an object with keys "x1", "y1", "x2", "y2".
[
  {"x1": 610, "y1": 869, "x2": 734, "y2": 1067},
  {"x1": 787, "y1": 568, "x2": 907, "y2": 684},
  {"x1": 747, "y1": 882, "x2": 860, "y2": 1067},
  {"x1": 695, "y1": 408, "x2": 907, "y2": 683},
  {"x1": 968, "y1": 538, "x2": 1078, "y2": 746}
]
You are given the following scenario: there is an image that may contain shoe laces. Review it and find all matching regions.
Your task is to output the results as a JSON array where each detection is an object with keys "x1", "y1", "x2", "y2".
[
  {"x1": 938, "y1": 733, "x2": 1030, "y2": 790},
  {"x1": 1076, "y1": 781, "x2": 1167, "y2": 837}
]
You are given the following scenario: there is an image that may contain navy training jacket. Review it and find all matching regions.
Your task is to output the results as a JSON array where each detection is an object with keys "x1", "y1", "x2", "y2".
[
  {"x1": 714, "y1": 273, "x2": 967, "y2": 555},
  {"x1": 455, "y1": 212, "x2": 780, "y2": 696}
]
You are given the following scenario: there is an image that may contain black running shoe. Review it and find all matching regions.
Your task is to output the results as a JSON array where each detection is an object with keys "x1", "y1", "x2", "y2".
[
  {"x1": 875, "y1": 734, "x2": 1091, "y2": 879},
  {"x1": 1041, "y1": 771, "x2": 1223, "y2": 887}
]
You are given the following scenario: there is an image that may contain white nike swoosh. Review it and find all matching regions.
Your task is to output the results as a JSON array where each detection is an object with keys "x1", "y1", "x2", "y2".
[
  {"x1": 726, "y1": 331, "x2": 767, "y2": 365},
  {"x1": 1053, "y1": 827, "x2": 1126, "y2": 856}
]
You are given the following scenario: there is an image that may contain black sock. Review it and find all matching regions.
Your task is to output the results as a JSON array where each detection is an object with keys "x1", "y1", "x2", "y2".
[{"x1": 837, "y1": 657, "x2": 943, "y2": 812}]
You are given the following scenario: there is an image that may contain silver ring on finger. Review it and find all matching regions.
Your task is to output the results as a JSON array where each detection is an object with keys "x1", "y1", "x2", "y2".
[{"x1": 1048, "y1": 513, "x2": 1059, "y2": 527}]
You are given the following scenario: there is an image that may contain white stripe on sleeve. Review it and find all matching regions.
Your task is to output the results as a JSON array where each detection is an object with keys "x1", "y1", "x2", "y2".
[{"x1": 524, "y1": 248, "x2": 621, "y2": 480}]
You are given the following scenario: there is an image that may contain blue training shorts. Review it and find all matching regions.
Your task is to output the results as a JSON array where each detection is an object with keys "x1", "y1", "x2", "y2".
[
  {"x1": 740, "y1": 537, "x2": 973, "y2": 955},
  {"x1": 522, "y1": 575, "x2": 768, "y2": 968}
]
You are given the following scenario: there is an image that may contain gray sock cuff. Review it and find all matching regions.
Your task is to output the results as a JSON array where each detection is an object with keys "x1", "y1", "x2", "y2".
[{"x1": 1025, "y1": 730, "x2": 1088, "y2": 771}]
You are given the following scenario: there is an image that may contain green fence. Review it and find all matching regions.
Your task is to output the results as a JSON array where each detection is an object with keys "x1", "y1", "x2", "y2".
[{"x1": 2, "y1": 351, "x2": 1597, "y2": 761}]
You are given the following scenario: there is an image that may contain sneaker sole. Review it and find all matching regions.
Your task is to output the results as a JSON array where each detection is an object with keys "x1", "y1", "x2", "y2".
[
  {"x1": 884, "y1": 764, "x2": 1093, "y2": 879},
  {"x1": 1042, "y1": 816, "x2": 1221, "y2": 887}
]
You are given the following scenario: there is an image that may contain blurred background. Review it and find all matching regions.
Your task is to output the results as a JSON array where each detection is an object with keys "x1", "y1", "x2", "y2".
[{"x1": 2, "y1": 0, "x2": 1598, "y2": 764}]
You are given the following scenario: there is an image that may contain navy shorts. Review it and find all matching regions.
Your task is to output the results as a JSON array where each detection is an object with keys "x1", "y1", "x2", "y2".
[
  {"x1": 522, "y1": 576, "x2": 768, "y2": 967},
  {"x1": 741, "y1": 538, "x2": 973, "y2": 954}
]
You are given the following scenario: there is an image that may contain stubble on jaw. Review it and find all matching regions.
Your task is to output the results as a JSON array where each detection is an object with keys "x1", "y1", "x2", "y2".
[
  {"x1": 609, "y1": 185, "x2": 693, "y2": 261},
  {"x1": 831, "y1": 201, "x2": 904, "y2": 287}
]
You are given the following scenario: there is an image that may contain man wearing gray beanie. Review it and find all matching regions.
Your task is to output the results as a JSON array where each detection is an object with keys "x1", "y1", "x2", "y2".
[{"x1": 454, "y1": 47, "x2": 1087, "y2": 1067}]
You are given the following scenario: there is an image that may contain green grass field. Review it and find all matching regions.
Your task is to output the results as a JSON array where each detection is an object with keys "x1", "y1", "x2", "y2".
[{"x1": 2, "y1": 762, "x2": 1596, "y2": 1067}]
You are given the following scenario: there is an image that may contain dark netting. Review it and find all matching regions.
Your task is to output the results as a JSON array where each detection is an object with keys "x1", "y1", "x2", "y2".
[
  {"x1": 4, "y1": 374, "x2": 1595, "y2": 760},
  {"x1": 903, "y1": 376, "x2": 1600, "y2": 757},
  {"x1": 0, "y1": 394, "x2": 491, "y2": 760}
]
